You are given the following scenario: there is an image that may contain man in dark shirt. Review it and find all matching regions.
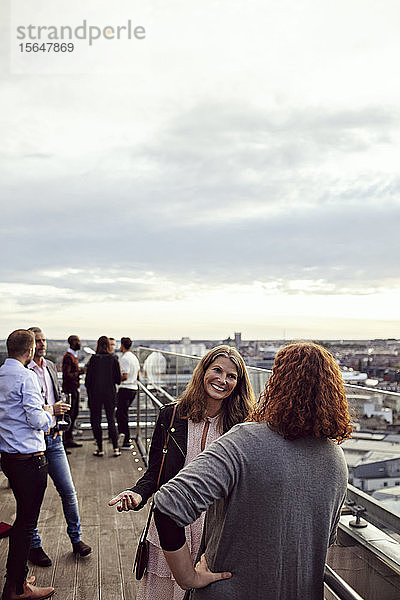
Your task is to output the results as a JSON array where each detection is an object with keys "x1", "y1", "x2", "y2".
[{"x1": 62, "y1": 335, "x2": 83, "y2": 448}]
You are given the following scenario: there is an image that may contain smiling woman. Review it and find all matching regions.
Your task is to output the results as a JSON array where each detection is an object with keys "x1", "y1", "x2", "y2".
[
  {"x1": 203, "y1": 356, "x2": 238, "y2": 405},
  {"x1": 108, "y1": 345, "x2": 255, "y2": 600}
]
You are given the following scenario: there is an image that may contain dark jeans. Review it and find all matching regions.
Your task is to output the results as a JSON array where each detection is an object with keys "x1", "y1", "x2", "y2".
[
  {"x1": 0, "y1": 453, "x2": 48, "y2": 594},
  {"x1": 89, "y1": 395, "x2": 118, "y2": 450},
  {"x1": 63, "y1": 388, "x2": 79, "y2": 444},
  {"x1": 116, "y1": 388, "x2": 136, "y2": 445}
]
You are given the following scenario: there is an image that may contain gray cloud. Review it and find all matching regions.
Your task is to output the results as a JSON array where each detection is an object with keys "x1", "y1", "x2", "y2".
[{"x1": 1, "y1": 102, "x2": 399, "y2": 309}]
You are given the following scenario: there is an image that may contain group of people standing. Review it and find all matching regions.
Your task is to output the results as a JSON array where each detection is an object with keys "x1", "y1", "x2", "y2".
[
  {"x1": 0, "y1": 329, "x2": 140, "y2": 600},
  {"x1": 85, "y1": 335, "x2": 140, "y2": 456},
  {"x1": 0, "y1": 329, "x2": 352, "y2": 600}
]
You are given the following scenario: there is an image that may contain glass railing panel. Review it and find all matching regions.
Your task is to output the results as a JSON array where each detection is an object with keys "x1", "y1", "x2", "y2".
[
  {"x1": 344, "y1": 384, "x2": 400, "y2": 429},
  {"x1": 135, "y1": 382, "x2": 163, "y2": 464},
  {"x1": 175, "y1": 354, "x2": 199, "y2": 398},
  {"x1": 247, "y1": 366, "x2": 271, "y2": 399}
]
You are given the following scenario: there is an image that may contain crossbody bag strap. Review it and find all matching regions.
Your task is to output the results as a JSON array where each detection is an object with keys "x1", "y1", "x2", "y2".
[
  {"x1": 156, "y1": 403, "x2": 178, "y2": 489},
  {"x1": 142, "y1": 403, "x2": 178, "y2": 534}
]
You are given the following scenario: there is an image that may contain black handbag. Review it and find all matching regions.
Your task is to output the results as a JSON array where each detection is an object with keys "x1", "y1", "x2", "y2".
[
  {"x1": 133, "y1": 404, "x2": 178, "y2": 580},
  {"x1": 133, "y1": 503, "x2": 152, "y2": 579}
]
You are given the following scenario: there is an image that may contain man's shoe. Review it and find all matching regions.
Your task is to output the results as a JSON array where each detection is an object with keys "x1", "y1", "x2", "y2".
[
  {"x1": 28, "y1": 547, "x2": 52, "y2": 567},
  {"x1": 64, "y1": 441, "x2": 82, "y2": 448},
  {"x1": 2, "y1": 580, "x2": 55, "y2": 600},
  {"x1": 121, "y1": 444, "x2": 134, "y2": 450},
  {"x1": 72, "y1": 540, "x2": 92, "y2": 557}
]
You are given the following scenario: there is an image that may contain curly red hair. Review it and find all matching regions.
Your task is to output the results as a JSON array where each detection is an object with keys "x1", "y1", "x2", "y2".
[{"x1": 251, "y1": 342, "x2": 352, "y2": 444}]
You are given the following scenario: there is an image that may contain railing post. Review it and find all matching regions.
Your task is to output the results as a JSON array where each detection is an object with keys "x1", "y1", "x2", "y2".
[{"x1": 136, "y1": 385, "x2": 141, "y2": 442}]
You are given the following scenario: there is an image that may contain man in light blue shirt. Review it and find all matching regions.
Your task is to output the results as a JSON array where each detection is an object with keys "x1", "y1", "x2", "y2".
[{"x1": 0, "y1": 329, "x2": 55, "y2": 600}]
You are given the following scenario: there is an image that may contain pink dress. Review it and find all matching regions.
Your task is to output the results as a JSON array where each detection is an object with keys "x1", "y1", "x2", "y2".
[{"x1": 136, "y1": 415, "x2": 222, "y2": 600}]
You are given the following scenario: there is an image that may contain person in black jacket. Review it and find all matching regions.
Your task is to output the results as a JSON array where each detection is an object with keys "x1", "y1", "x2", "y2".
[
  {"x1": 85, "y1": 336, "x2": 121, "y2": 457},
  {"x1": 109, "y1": 345, "x2": 255, "y2": 600}
]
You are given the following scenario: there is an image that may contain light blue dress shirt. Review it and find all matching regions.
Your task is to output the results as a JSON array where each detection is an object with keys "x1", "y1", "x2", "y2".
[{"x1": 0, "y1": 358, "x2": 52, "y2": 453}]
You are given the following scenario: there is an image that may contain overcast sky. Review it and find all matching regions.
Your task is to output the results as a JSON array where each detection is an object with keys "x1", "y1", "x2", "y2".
[{"x1": 1, "y1": 0, "x2": 400, "y2": 340}]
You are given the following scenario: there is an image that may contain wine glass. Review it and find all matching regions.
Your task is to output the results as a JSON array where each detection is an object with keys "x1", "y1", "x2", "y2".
[{"x1": 58, "y1": 392, "x2": 71, "y2": 428}]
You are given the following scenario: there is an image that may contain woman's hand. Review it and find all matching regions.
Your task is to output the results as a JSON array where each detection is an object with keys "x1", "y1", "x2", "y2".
[
  {"x1": 192, "y1": 553, "x2": 232, "y2": 589},
  {"x1": 108, "y1": 490, "x2": 142, "y2": 511}
]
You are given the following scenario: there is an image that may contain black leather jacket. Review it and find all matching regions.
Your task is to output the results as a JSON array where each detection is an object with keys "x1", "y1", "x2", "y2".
[{"x1": 131, "y1": 403, "x2": 188, "y2": 509}]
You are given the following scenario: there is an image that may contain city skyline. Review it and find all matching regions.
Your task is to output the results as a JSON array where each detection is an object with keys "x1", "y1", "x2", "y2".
[{"x1": 1, "y1": 1, "x2": 400, "y2": 340}]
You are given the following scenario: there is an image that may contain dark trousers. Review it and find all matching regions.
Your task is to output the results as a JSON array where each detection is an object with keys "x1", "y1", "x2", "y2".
[
  {"x1": 0, "y1": 453, "x2": 48, "y2": 594},
  {"x1": 89, "y1": 395, "x2": 118, "y2": 450},
  {"x1": 116, "y1": 388, "x2": 136, "y2": 445},
  {"x1": 64, "y1": 388, "x2": 80, "y2": 444}
]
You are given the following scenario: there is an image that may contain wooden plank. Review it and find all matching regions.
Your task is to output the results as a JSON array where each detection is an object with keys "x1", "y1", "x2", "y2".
[
  {"x1": 75, "y1": 526, "x2": 99, "y2": 592},
  {"x1": 123, "y1": 580, "x2": 140, "y2": 600},
  {"x1": 0, "y1": 440, "x2": 148, "y2": 599},
  {"x1": 100, "y1": 583, "x2": 124, "y2": 600},
  {"x1": 51, "y1": 531, "x2": 78, "y2": 588},
  {"x1": 99, "y1": 523, "x2": 122, "y2": 585}
]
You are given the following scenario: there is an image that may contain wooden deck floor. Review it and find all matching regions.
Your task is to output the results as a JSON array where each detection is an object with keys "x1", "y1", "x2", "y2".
[{"x1": 0, "y1": 441, "x2": 148, "y2": 600}]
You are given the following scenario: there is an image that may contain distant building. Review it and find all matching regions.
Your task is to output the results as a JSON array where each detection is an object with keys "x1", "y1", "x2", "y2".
[
  {"x1": 169, "y1": 337, "x2": 206, "y2": 357},
  {"x1": 343, "y1": 435, "x2": 400, "y2": 493},
  {"x1": 353, "y1": 457, "x2": 400, "y2": 492},
  {"x1": 364, "y1": 402, "x2": 393, "y2": 424},
  {"x1": 234, "y1": 332, "x2": 242, "y2": 347},
  {"x1": 373, "y1": 486, "x2": 400, "y2": 516}
]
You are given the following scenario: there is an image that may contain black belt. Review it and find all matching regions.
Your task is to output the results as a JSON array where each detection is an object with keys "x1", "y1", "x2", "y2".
[{"x1": 1, "y1": 451, "x2": 45, "y2": 460}]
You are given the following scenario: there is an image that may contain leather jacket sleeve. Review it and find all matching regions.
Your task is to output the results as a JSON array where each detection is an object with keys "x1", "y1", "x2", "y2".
[
  {"x1": 130, "y1": 404, "x2": 186, "y2": 510},
  {"x1": 130, "y1": 409, "x2": 165, "y2": 509}
]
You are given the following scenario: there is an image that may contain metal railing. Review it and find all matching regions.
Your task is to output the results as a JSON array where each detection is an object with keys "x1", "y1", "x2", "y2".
[
  {"x1": 136, "y1": 345, "x2": 271, "y2": 398},
  {"x1": 135, "y1": 380, "x2": 163, "y2": 461},
  {"x1": 136, "y1": 345, "x2": 400, "y2": 410},
  {"x1": 345, "y1": 483, "x2": 400, "y2": 540},
  {"x1": 133, "y1": 345, "x2": 400, "y2": 464},
  {"x1": 324, "y1": 566, "x2": 364, "y2": 600}
]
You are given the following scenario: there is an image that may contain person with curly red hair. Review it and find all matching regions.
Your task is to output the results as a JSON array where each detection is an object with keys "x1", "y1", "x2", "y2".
[
  {"x1": 252, "y1": 341, "x2": 353, "y2": 443},
  {"x1": 147, "y1": 341, "x2": 351, "y2": 600}
]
